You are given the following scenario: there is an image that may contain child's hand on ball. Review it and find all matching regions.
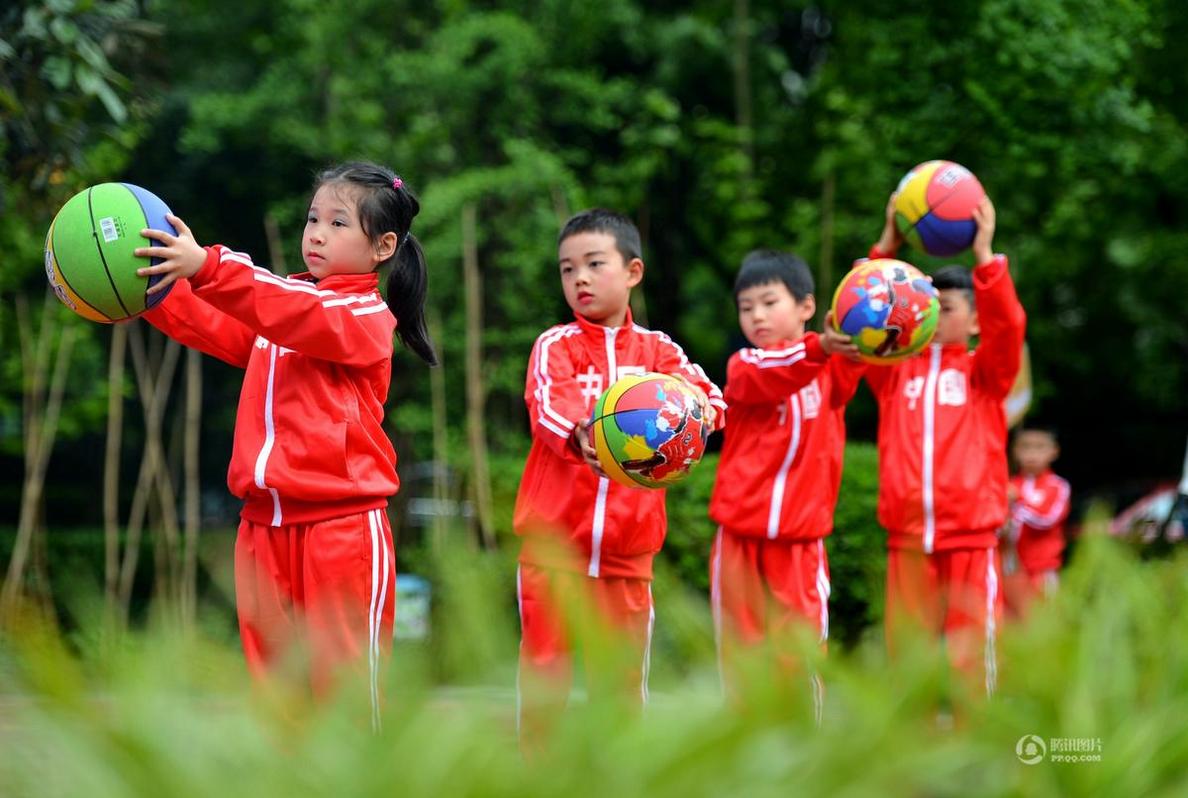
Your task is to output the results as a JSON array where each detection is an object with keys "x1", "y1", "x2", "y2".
[
  {"x1": 571, "y1": 420, "x2": 608, "y2": 478},
  {"x1": 821, "y1": 311, "x2": 862, "y2": 360},
  {"x1": 135, "y1": 214, "x2": 206, "y2": 294}
]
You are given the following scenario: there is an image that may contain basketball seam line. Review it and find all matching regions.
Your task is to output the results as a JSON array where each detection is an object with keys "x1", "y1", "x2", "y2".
[
  {"x1": 123, "y1": 182, "x2": 159, "y2": 309},
  {"x1": 87, "y1": 186, "x2": 133, "y2": 319},
  {"x1": 49, "y1": 214, "x2": 110, "y2": 321}
]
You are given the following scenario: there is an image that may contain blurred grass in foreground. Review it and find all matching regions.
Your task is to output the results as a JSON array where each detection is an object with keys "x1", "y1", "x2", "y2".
[{"x1": 1, "y1": 526, "x2": 1186, "y2": 797}]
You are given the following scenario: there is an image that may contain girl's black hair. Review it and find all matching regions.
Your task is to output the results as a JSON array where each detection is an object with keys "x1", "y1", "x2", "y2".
[{"x1": 315, "y1": 161, "x2": 437, "y2": 366}]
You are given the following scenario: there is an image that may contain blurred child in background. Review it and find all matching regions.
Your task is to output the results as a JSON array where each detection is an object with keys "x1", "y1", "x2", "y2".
[{"x1": 1003, "y1": 425, "x2": 1071, "y2": 618}]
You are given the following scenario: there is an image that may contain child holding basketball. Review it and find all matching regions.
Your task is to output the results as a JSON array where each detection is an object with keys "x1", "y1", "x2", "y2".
[
  {"x1": 514, "y1": 208, "x2": 725, "y2": 744},
  {"x1": 1002, "y1": 425, "x2": 1071, "y2": 618},
  {"x1": 134, "y1": 162, "x2": 434, "y2": 728},
  {"x1": 708, "y1": 250, "x2": 863, "y2": 716},
  {"x1": 864, "y1": 192, "x2": 1026, "y2": 697}
]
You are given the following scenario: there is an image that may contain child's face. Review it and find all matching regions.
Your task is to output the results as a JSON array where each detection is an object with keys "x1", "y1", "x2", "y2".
[
  {"x1": 303, "y1": 184, "x2": 393, "y2": 279},
  {"x1": 558, "y1": 231, "x2": 642, "y2": 327},
  {"x1": 737, "y1": 280, "x2": 815, "y2": 349},
  {"x1": 934, "y1": 288, "x2": 979, "y2": 345},
  {"x1": 1013, "y1": 430, "x2": 1059, "y2": 475}
]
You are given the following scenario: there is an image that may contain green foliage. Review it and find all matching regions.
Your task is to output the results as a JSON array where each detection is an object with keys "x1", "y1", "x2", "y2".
[{"x1": 2, "y1": 535, "x2": 1187, "y2": 796}]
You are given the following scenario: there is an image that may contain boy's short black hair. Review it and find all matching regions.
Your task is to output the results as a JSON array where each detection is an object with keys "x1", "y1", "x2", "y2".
[
  {"x1": 931, "y1": 264, "x2": 975, "y2": 305},
  {"x1": 734, "y1": 249, "x2": 814, "y2": 303},
  {"x1": 558, "y1": 208, "x2": 642, "y2": 262},
  {"x1": 1016, "y1": 423, "x2": 1060, "y2": 444}
]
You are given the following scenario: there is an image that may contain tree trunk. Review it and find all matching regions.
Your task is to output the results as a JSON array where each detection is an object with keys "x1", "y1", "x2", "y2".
[
  {"x1": 818, "y1": 169, "x2": 836, "y2": 326},
  {"x1": 181, "y1": 347, "x2": 202, "y2": 626},
  {"x1": 428, "y1": 308, "x2": 449, "y2": 554},
  {"x1": 733, "y1": 0, "x2": 754, "y2": 180},
  {"x1": 2, "y1": 295, "x2": 76, "y2": 621},
  {"x1": 118, "y1": 322, "x2": 182, "y2": 620},
  {"x1": 104, "y1": 323, "x2": 129, "y2": 622},
  {"x1": 264, "y1": 211, "x2": 289, "y2": 275},
  {"x1": 462, "y1": 202, "x2": 495, "y2": 549}
]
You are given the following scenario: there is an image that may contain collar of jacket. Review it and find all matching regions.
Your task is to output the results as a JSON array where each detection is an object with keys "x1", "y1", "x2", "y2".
[
  {"x1": 288, "y1": 271, "x2": 381, "y2": 294},
  {"x1": 573, "y1": 307, "x2": 636, "y2": 341}
]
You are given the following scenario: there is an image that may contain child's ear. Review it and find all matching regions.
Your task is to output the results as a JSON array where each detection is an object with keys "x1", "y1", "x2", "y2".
[
  {"x1": 375, "y1": 231, "x2": 399, "y2": 262},
  {"x1": 801, "y1": 294, "x2": 816, "y2": 321},
  {"x1": 626, "y1": 257, "x2": 644, "y2": 287},
  {"x1": 969, "y1": 308, "x2": 981, "y2": 338}
]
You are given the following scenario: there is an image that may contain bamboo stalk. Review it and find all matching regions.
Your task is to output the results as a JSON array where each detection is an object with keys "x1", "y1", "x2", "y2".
[
  {"x1": 104, "y1": 323, "x2": 129, "y2": 620},
  {"x1": 182, "y1": 347, "x2": 202, "y2": 625},
  {"x1": 462, "y1": 202, "x2": 495, "y2": 550}
]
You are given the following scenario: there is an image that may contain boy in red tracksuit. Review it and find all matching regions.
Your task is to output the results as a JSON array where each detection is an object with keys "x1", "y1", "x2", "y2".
[
  {"x1": 1003, "y1": 426, "x2": 1071, "y2": 618},
  {"x1": 707, "y1": 250, "x2": 863, "y2": 712},
  {"x1": 514, "y1": 208, "x2": 725, "y2": 741},
  {"x1": 137, "y1": 162, "x2": 437, "y2": 729},
  {"x1": 864, "y1": 193, "x2": 1026, "y2": 696}
]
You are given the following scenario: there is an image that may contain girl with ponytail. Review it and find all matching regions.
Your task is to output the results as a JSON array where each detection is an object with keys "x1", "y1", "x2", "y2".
[{"x1": 134, "y1": 160, "x2": 435, "y2": 729}]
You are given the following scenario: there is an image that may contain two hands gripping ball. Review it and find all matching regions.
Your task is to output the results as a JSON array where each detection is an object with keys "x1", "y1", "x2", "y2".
[
  {"x1": 830, "y1": 259, "x2": 939, "y2": 364},
  {"x1": 589, "y1": 373, "x2": 709, "y2": 489},
  {"x1": 894, "y1": 160, "x2": 985, "y2": 257},
  {"x1": 44, "y1": 183, "x2": 177, "y2": 322}
]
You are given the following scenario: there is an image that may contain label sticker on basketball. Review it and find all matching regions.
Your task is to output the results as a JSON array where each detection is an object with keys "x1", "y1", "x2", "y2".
[{"x1": 99, "y1": 216, "x2": 120, "y2": 242}]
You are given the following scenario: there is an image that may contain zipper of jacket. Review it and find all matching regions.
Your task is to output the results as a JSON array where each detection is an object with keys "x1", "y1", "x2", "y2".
[
  {"x1": 922, "y1": 344, "x2": 941, "y2": 553},
  {"x1": 767, "y1": 394, "x2": 803, "y2": 539},
  {"x1": 588, "y1": 326, "x2": 619, "y2": 578},
  {"x1": 253, "y1": 341, "x2": 283, "y2": 525}
]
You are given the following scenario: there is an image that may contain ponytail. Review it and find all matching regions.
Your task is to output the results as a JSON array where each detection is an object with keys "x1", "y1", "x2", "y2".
[{"x1": 387, "y1": 232, "x2": 437, "y2": 366}]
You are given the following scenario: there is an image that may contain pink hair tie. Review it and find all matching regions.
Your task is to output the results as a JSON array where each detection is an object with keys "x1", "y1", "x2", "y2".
[{"x1": 392, "y1": 176, "x2": 403, "y2": 190}]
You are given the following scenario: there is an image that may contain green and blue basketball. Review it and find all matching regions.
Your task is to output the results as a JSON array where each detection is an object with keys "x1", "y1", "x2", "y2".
[
  {"x1": 893, "y1": 160, "x2": 985, "y2": 257},
  {"x1": 44, "y1": 183, "x2": 177, "y2": 322}
]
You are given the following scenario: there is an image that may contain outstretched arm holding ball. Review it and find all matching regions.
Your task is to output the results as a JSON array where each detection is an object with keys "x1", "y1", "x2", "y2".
[
  {"x1": 874, "y1": 192, "x2": 904, "y2": 257},
  {"x1": 135, "y1": 214, "x2": 208, "y2": 294},
  {"x1": 972, "y1": 196, "x2": 996, "y2": 265}
]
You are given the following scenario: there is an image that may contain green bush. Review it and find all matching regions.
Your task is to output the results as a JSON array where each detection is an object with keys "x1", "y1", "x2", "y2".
[{"x1": 2, "y1": 535, "x2": 1186, "y2": 797}]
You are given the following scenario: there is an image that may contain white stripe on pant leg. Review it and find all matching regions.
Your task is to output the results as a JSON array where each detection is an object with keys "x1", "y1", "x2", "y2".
[
  {"x1": 984, "y1": 548, "x2": 999, "y2": 698},
  {"x1": 515, "y1": 565, "x2": 524, "y2": 739},
  {"x1": 710, "y1": 528, "x2": 725, "y2": 698},
  {"x1": 641, "y1": 584, "x2": 655, "y2": 706},
  {"x1": 367, "y1": 510, "x2": 381, "y2": 732},
  {"x1": 816, "y1": 539, "x2": 831, "y2": 644},
  {"x1": 372, "y1": 510, "x2": 391, "y2": 733},
  {"x1": 811, "y1": 672, "x2": 825, "y2": 727},
  {"x1": 813, "y1": 539, "x2": 830, "y2": 726}
]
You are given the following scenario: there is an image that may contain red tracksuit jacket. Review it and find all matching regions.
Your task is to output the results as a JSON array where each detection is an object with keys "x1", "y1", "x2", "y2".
[
  {"x1": 865, "y1": 247, "x2": 1027, "y2": 553},
  {"x1": 1009, "y1": 470, "x2": 1070, "y2": 573},
  {"x1": 709, "y1": 333, "x2": 863, "y2": 540},
  {"x1": 144, "y1": 245, "x2": 399, "y2": 526},
  {"x1": 514, "y1": 310, "x2": 726, "y2": 580}
]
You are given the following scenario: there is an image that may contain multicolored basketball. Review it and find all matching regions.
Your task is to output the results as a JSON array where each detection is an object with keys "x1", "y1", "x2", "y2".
[
  {"x1": 590, "y1": 373, "x2": 709, "y2": 489},
  {"x1": 44, "y1": 183, "x2": 177, "y2": 322},
  {"x1": 893, "y1": 160, "x2": 985, "y2": 257},
  {"x1": 830, "y1": 259, "x2": 939, "y2": 364}
]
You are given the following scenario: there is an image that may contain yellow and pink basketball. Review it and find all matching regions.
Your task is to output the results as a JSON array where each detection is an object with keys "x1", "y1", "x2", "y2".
[
  {"x1": 590, "y1": 373, "x2": 709, "y2": 489},
  {"x1": 830, "y1": 259, "x2": 939, "y2": 364},
  {"x1": 894, "y1": 160, "x2": 985, "y2": 257},
  {"x1": 44, "y1": 183, "x2": 177, "y2": 322}
]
